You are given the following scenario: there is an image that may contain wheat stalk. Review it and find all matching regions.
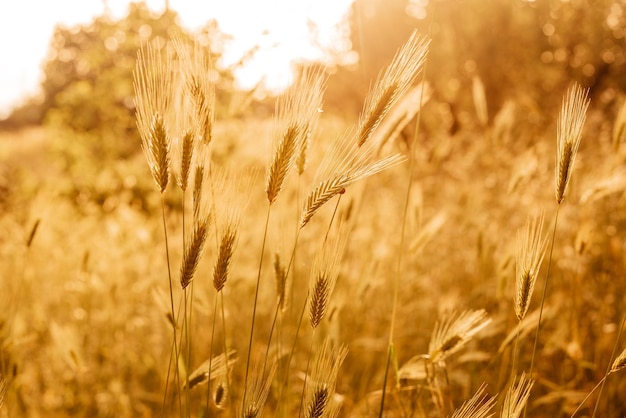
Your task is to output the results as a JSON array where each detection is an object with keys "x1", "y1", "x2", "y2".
[
  {"x1": 515, "y1": 212, "x2": 547, "y2": 321},
  {"x1": 555, "y1": 83, "x2": 590, "y2": 204}
]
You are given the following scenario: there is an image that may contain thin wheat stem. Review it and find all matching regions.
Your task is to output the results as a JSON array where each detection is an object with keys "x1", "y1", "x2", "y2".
[
  {"x1": 379, "y1": 10, "x2": 433, "y2": 417},
  {"x1": 242, "y1": 205, "x2": 272, "y2": 408},
  {"x1": 591, "y1": 314, "x2": 626, "y2": 417},
  {"x1": 569, "y1": 378, "x2": 606, "y2": 418},
  {"x1": 205, "y1": 290, "x2": 220, "y2": 413},
  {"x1": 298, "y1": 329, "x2": 317, "y2": 418},
  {"x1": 160, "y1": 195, "x2": 182, "y2": 416},
  {"x1": 220, "y1": 292, "x2": 231, "y2": 405},
  {"x1": 526, "y1": 205, "x2": 560, "y2": 418}
]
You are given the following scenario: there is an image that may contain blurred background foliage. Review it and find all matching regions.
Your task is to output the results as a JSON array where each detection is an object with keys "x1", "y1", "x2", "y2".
[{"x1": 5, "y1": 0, "x2": 626, "y2": 141}]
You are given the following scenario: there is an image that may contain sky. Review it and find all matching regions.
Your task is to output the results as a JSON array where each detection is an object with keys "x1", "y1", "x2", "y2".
[{"x1": 0, "y1": 0, "x2": 354, "y2": 118}]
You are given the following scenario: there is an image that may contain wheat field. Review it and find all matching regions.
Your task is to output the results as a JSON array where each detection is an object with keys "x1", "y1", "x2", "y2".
[{"x1": 2, "y1": 23, "x2": 626, "y2": 418}]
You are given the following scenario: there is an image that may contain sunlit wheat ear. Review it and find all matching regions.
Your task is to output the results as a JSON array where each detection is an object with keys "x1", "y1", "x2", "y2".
[
  {"x1": 609, "y1": 346, "x2": 626, "y2": 374},
  {"x1": 357, "y1": 30, "x2": 430, "y2": 147},
  {"x1": 428, "y1": 309, "x2": 491, "y2": 364},
  {"x1": 273, "y1": 252, "x2": 287, "y2": 311},
  {"x1": 515, "y1": 211, "x2": 547, "y2": 321},
  {"x1": 192, "y1": 142, "x2": 211, "y2": 222},
  {"x1": 134, "y1": 40, "x2": 173, "y2": 193},
  {"x1": 174, "y1": 130, "x2": 195, "y2": 192},
  {"x1": 180, "y1": 215, "x2": 210, "y2": 289},
  {"x1": 242, "y1": 360, "x2": 276, "y2": 418},
  {"x1": 183, "y1": 350, "x2": 237, "y2": 390},
  {"x1": 173, "y1": 36, "x2": 215, "y2": 145},
  {"x1": 300, "y1": 152, "x2": 406, "y2": 228},
  {"x1": 266, "y1": 67, "x2": 327, "y2": 204},
  {"x1": 304, "y1": 341, "x2": 348, "y2": 418},
  {"x1": 501, "y1": 373, "x2": 534, "y2": 418},
  {"x1": 266, "y1": 124, "x2": 300, "y2": 205},
  {"x1": 213, "y1": 223, "x2": 237, "y2": 292},
  {"x1": 556, "y1": 83, "x2": 590, "y2": 204},
  {"x1": 450, "y1": 383, "x2": 496, "y2": 418},
  {"x1": 308, "y1": 229, "x2": 348, "y2": 329}
]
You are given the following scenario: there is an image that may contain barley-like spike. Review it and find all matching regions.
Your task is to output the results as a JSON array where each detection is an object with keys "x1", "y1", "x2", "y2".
[
  {"x1": 450, "y1": 383, "x2": 496, "y2": 418},
  {"x1": 183, "y1": 350, "x2": 237, "y2": 390},
  {"x1": 610, "y1": 346, "x2": 626, "y2": 374},
  {"x1": 515, "y1": 212, "x2": 547, "y2": 321},
  {"x1": 266, "y1": 124, "x2": 300, "y2": 205},
  {"x1": 134, "y1": 41, "x2": 172, "y2": 194},
  {"x1": 428, "y1": 310, "x2": 491, "y2": 364},
  {"x1": 242, "y1": 361, "x2": 276, "y2": 418},
  {"x1": 180, "y1": 216, "x2": 210, "y2": 289},
  {"x1": 357, "y1": 83, "x2": 398, "y2": 147},
  {"x1": 301, "y1": 176, "x2": 348, "y2": 228},
  {"x1": 274, "y1": 252, "x2": 287, "y2": 311},
  {"x1": 309, "y1": 273, "x2": 330, "y2": 329},
  {"x1": 501, "y1": 373, "x2": 534, "y2": 418},
  {"x1": 178, "y1": 130, "x2": 194, "y2": 192},
  {"x1": 306, "y1": 386, "x2": 329, "y2": 418},
  {"x1": 213, "y1": 225, "x2": 237, "y2": 292},
  {"x1": 555, "y1": 83, "x2": 590, "y2": 204},
  {"x1": 356, "y1": 30, "x2": 430, "y2": 147}
]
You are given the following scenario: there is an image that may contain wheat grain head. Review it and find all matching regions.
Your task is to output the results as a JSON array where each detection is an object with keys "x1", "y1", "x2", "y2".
[
  {"x1": 450, "y1": 383, "x2": 496, "y2": 418},
  {"x1": 515, "y1": 211, "x2": 547, "y2": 321},
  {"x1": 556, "y1": 83, "x2": 590, "y2": 204},
  {"x1": 501, "y1": 373, "x2": 534, "y2": 418},
  {"x1": 428, "y1": 309, "x2": 491, "y2": 364},
  {"x1": 134, "y1": 40, "x2": 173, "y2": 193},
  {"x1": 304, "y1": 340, "x2": 348, "y2": 418}
]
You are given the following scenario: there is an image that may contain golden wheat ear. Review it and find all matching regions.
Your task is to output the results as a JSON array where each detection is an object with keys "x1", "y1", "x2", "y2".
[
  {"x1": 428, "y1": 309, "x2": 491, "y2": 365},
  {"x1": 179, "y1": 215, "x2": 210, "y2": 289},
  {"x1": 356, "y1": 30, "x2": 430, "y2": 147},
  {"x1": 304, "y1": 341, "x2": 348, "y2": 418},
  {"x1": 610, "y1": 346, "x2": 626, "y2": 374},
  {"x1": 515, "y1": 211, "x2": 547, "y2": 321},
  {"x1": 183, "y1": 350, "x2": 237, "y2": 390},
  {"x1": 450, "y1": 383, "x2": 496, "y2": 418},
  {"x1": 555, "y1": 83, "x2": 590, "y2": 204},
  {"x1": 242, "y1": 360, "x2": 276, "y2": 418},
  {"x1": 134, "y1": 40, "x2": 173, "y2": 193},
  {"x1": 501, "y1": 373, "x2": 534, "y2": 418}
]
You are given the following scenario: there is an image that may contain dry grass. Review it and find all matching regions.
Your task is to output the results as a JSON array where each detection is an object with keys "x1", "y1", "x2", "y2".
[{"x1": 3, "y1": 25, "x2": 626, "y2": 418}]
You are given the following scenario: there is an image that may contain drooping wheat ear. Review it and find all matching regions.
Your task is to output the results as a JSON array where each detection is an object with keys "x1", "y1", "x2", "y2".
[
  {"x1": 304, "y1": 341, "x2": 348, "y2": 418},
  {"x1": 266, "y1": 67, "x2": 327, "y2": 204},
  {"x1": 428, "y1": 310, "x2": 491, "y2": 365},
  {"x1": 515, "y1": 211, "x2": 547, "y2": 321},
  {"x1": 357, "y1": 30, "x2": 429, "y2": 147},
  {"x1": 273, "y1": 252, "x2": 287, "y2": 311},
  {"x1": 242, "y1": 360, "x2": 276, "y2": 418},
  {"x1": 609, "y1": 346, "x2": 626, "y2": 374},
  {"x1": 180, "y1": 215, "x2": 210, "y2": 289},
  {"x1": 502, "y1": 373, "x2": 534, "y2": 418},
  {"x1": 300, "y1": 152, "x2": 406, "y2": 228},
  {"x1": 183, "y1": 349, "x2": 237, "y2": 390},
  {"x1": 134, "y1": 40, "x2": 172, "y2": 193},
  {"x1": 450, "y1": 383, "x2": 496, "y2": 418},
  {"x1": 556, "y1": 83, "x2": 590, "y2": 204},
  {"x1": 213, "y1": 223, "x2": 237, "y2": 292}
]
